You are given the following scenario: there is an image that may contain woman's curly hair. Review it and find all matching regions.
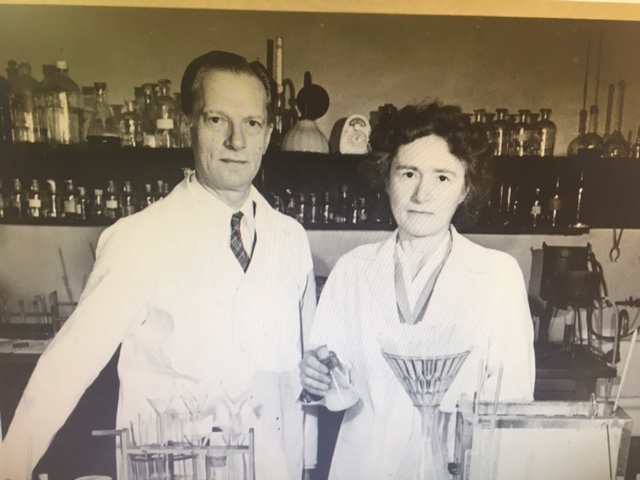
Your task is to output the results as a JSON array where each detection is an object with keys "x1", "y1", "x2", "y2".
[{"x1": 365, "y1": 101, "x2": 493, "y2": 227}]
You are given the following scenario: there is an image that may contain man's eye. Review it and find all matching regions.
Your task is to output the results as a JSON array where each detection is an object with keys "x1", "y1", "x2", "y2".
[{"x1": 247, "y1": 120, "x2": 262, "y2": 128}]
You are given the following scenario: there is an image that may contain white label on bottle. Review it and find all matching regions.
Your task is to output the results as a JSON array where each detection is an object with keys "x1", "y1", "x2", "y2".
[
  {"x1": 29, "y1": 198, "x2": 42, "y2": 208},
  {"x1": 156, "y1": 118, "x2": 174, "y2": 130},
  {"x1": 64, "y1": 200, "x2": 76, "y2": 213},
  {"x1": 143, "y1": 133, "x2": 156, "y2": 148},
  {"x1": 531, "y1": 205, "x2": 541, "y2": 216},
  {"x1": 105, "y1": 199, "x2": 118, "y2": 209}
]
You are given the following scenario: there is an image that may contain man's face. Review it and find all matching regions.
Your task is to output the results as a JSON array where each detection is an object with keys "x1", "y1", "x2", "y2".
[
  {"x1": 190, "y1": 70, "x2": 272, "y2": 199},
  {"x1": 387, "y1": 134, "x2": 468, "y2": 238}
]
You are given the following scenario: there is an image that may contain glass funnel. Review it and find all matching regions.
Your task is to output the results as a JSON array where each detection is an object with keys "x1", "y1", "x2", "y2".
[{"x1": 382, "y1": 350, "x2": 470, "y2": 480}]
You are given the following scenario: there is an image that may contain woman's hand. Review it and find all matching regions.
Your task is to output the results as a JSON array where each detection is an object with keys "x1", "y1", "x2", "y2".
[{"x1": 299, "y1": 345, "x2": 333, "y2": 397}]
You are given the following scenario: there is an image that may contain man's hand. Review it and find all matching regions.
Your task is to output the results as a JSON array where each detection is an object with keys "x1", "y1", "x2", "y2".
[{"x1": 299, "y1": 346, "x2": 332, "y2": 397}]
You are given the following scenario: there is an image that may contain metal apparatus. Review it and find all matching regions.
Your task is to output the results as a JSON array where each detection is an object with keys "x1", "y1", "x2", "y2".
[{"x1": 452, "y1": 399, "x2": 632, "y2": 480}]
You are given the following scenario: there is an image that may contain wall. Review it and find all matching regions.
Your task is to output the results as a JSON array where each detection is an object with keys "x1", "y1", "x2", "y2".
[{"x1": 2, "y1": 6, "x2": 640, "y2": 153}]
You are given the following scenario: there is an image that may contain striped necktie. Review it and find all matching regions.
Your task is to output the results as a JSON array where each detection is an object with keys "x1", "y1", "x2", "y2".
[{"x1": 230, "y1": 211, "x2": 250, "y2": 272}]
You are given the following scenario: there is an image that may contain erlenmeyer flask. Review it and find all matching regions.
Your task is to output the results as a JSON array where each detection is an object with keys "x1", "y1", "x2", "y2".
[
  {"x1": 87, "y1": 82, "x2": 120, "y2": 146},
  {"x1": 583, "y1": 105, "x2": 605, "y2": 155}
]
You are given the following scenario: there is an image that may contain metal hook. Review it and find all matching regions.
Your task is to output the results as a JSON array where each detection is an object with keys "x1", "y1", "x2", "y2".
[{"x1": 609, "y1": 228, "x2": 623, "y2": 262}]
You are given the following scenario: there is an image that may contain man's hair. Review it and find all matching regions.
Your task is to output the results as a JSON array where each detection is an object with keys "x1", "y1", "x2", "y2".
[
  {"x1": 180, "y1": 50, "x2": 273, "y2": 123},
  {"x1": 367, "y1": 101, "x2": 493, "y2": 226}
]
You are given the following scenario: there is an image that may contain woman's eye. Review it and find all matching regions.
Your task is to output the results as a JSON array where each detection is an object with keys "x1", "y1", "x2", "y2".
[
  {"x1": 402, "y1": 171, "x2": 415, "y2": 179},
  {"x1": 438, "y1": 175, "x2": 450, "y2": 182},
  {"x1": 206, "y1": 116, "x2": 225, "y2": 126}
]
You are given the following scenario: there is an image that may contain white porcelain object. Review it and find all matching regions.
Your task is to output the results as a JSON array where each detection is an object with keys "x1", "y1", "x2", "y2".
[
  {"x1": 282, "y1": 119, "x2": 329, "y2": 153},
  {"x1": 339, "y1": 114, "x2": 371, "y2": 154}
]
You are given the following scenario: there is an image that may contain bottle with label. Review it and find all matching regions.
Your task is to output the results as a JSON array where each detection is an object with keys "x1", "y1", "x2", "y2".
[
  {"x1": 155, "y1": 104, "x2": 180, "y2": 148},
  {"x1": 296, "y1": 193, "x2": 306, "y2": 224},
  {"x1": 141, "y1": 183, "x2": 154, "y2": 210},
  {"x1": 141, "y1": 83, "x2": 158, "y2": 147},
  {"x1": 321, "y1": 191, "x2": 333, "y2": 224},
  {"x1": 510, "y1": 110, "x2": 534, "y2": 157},
  {"x1": 90, "y1": 188, "x2": 105, "y2": 219},
  {"x1": 155, "y1": 79, "x2": 177, "y2": 124},
  {"x1": 534, "y1": 108, "x2": 556, "y2": 157},
  {"x1": 27, "y1": 179, "x2": 43, "y2": 218},
  {"x1": 529, "y1": 187, "x2": 543, "y2": 227},
  {"x1": 75, "y1": 186, "x2": 87, "y2": 220},
  {"x1": 62, "y1": 179, "x2": 77, "y2": 219},
  {"x1": 547, "y1": 177, "x2": 563, "y2": 228},
  {"x1": 45, "y1": 179, "x2": 59, "y2": 218},
  {"x1": 271, "y1": 193, "x2": 284, "y2": 213},
  {"x1": 44, "y1": 60, "x2": 83, "y2": 144},
  {"x1": 284, "y1": 188, "x2": 297, "y2": 218},
  {"x1": 105, "y1": 180, "x2": 120, "y2": 220},
  {"x1": 120, "y1": 180, "x2": 137, "y2": 217},
  {"x1": 87, "y1": 82, "x2": 120, "y2": 145},
  {"x1": 491, "y1": 108, "x2": 510, "y2": 156}
]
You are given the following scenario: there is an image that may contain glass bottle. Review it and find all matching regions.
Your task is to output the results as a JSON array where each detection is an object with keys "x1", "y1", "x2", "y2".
[
  {"x1": 534, "y1": 108, "x2": 556, "y2": 157},
  {"x1": 105, "y1": 180, "x2": 120, "y2": 220},
  {"x1": 75, "y1": 186, "x2": 87, "y2": 220},
  {"x1": 7, "y1": 178, "x2": 25, "y2": 219},
  {"x1": 630, "y1": 127, "x2": 640, "y2": 159},
  {"x1": 8, "y1": 62, "x2": 43, "y2": 143},
  {"x1": 605, "y1": 81, "x2": 630, "y2": 158},
  {"x1": 321, "y1": 191, "x2": 333, "y2": 224},
  {"x1": 356, "y1": 197, "x2": 368, "y2": 224},
  {"x1": 90, "y1": 188, "x2": 105, "y2": 219},
  {"x1": 44, "y1": 60, "x2": 83, "y2": 144},
  {"x1": 547, "y1": 177, "x2": 563, "y2": 228},
  {"x1": 162, "y1": 181, "x2": 170, "y2": 198},
  {"x1": 567, "y1": 109, "x2": 589, "y2": 156},
  {"x1": 335, "y1": 185, "x2": 350, "y2": 224},
  {"x1": 307, "y1": 192, "x2": 319, "y2": 224},
  {"x1": 490, "y1": 108, "x2": 509, "y2": 156},
  {"x1": 155, "y1": 79, "x2": 177, "y2": 124},
  {"x1": 510, "y1": 110, "x2": 534, "y2": 157},
  {"x1": 141, "y1": 183, "x2": 154, "y2": 210},
  {"x1": 572, "y1": 171, "x2": 588, "y2": 228},
  {"x1": 120, "y1": 180, "x2": 137, "y2": 217},
  {"x1": 284, "y1": 188, "x2": 297, "y2": 218},
  {"x1": 155, "y1": 104, "x2": 180, "y2": 148},
  {"x1": 27, "y1": 179, "x2": 43, "y2": 218},
  {"x1": 141, "y1": 83, "x2": 158, "y2": 147},
  {"x1": 529, "y1": 187, "x2": 543, "y2": 227},
  {"x1": 87, "y1": 82, "x2": 120, "y2": 145},
  {"x1": 62, "y1": 179, "x2": 77, "y2": 219},
  {"x1": 81, "y1": 85, "x2": 95, "y2": 142},
  {"x1": 583, "y1": 105, "x2": 605, "y2": 155},
  {"x1": 296, "y1": 193, "x2": 307, "y2": 224},
  {"x1": 119, "y1": 99, "x2": 142, "y2": 147},
  {"x1": 154, "y1": 180, "x2": 165, "y2": 202},
  {"x1": 0, "y1": 179, "x2": 5, "y2": 219},
  {"x1": 0, "y1": 73, "x2": 11, "y2": 146},
  {"x1": 45, "y1": 179, "x2": 60, "y2": 218}
]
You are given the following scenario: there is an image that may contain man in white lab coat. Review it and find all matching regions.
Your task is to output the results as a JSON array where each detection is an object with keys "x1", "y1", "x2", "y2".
[
  {"x1": 300, "y1": 102, "x2": 535, "y2": 479},
  {"x1": 1, "y1": 51, "x2": 317, "y2": 480}
]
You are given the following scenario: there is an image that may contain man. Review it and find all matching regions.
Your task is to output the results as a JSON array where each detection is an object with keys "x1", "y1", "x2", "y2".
[{"x1": 1, "y1": 50, "x2": 317, "y2": 480}]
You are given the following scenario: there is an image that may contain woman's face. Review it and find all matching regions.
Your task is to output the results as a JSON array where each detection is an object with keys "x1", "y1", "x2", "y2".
[{"x1": 387, "y1": 135, "x2": 468, "y2": 239}]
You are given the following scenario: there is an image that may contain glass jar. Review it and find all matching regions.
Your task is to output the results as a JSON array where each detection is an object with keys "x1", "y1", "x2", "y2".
[
  {"x1": 87, "y1": 82, "x2": 120, "y2": 145},
  {"x1": 534, "y1": 108, "x2": 556, "y2": 157},
  {"x1": 44, "y1": 60, "x2": 83, "y2": 144}
]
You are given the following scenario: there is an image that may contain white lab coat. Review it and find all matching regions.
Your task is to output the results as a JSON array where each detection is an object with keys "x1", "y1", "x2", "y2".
[
  {"x1": 309, "y1": 227, "x2": 535, "y2": 480},
  {"x1": 1, "y1": 174, "x2": 317, "y2": 480}
]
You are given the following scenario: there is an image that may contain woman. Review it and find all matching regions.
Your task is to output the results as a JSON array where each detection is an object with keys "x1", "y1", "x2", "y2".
[{"x1": 300, "y1": 102, "x2": 535, "y2": 479}]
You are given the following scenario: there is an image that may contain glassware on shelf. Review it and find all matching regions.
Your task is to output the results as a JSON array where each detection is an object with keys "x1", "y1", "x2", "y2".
[
  {"x1": 605, "y1": 80, "x2": 630, "y2": 158},
  {"x1": 510, "y1": 109, "x2": 534, "y2": 157},
  {"x1": 571, "y1": 171, "x2": 588, "y2": 228},
  {"x1": 45, "y1": 179, "x2": 60, "y2": 218},
  {"x1": 630, "y1": 127, "x2": 640, "y2": 159},
  {"x1": 8, "y1": 62, "x2": 46, "y2": 143},
  {"x1": 76, "y1": 186, "x2": 87, "y2": 220},
  {"x1": 534, "y1": 108, "x2": 556, "y2": 157},
  {"x1": 583, "y1": 105, "x2": 605, "y2": 156},
  {"x1": 119, "y1": 99, "x2": 142, "y2": 147},
  {"x1": 62, "y1": 179, "x2": 77, "y2": 219},
  {"x1": 0, "y1": 179, "x2": 5, "y2": 218},
  {"x1": 174, "y1": 92, "x2": 191, "y2": 148},
  {"x1": 87, "y1": 82, "x2": 120, "y2": 146},
  {"x1": 90, "y1": 188, "x2": 105, "y2": 219},
  {"x1": 334, "y1": 185, "x2": 350, "y2": 224},
  {"x1": 141, "y1": 183, "x2": 154, "y2": 210},
  {"x1": 547, "y1": 176, "x2": 563, "y2": 228},
  {"x1": 382, "y1": 350, "x2": 470, "y2": 480},
  {"x1": 567, "y1": 109, "x2": 589, "y2": 156},
  {"x1": 141, "y1": 83, "x2": 158, "y2": 147},
  {"x1": 105, "y1": 180, "x2": 120, "y2": 220},
  {"x1": 490, "y1": 108, "x2": 510, "y2": 156},
  {"x1": 0, "y1": 73, "x2": 11, "y2": 146},
  {"x1": 155, "y1": 104, "x2": 180, "y2": 148},
  {"x1": 7, "y1": 178, "x2": 24, "y2": 219},
  {"x1": 120, "y1": 180, "x2": 137, "y2": 217},
  {"x1": 44, "y1": 60, "x2": 83, "y2": 144},
  {"x1": 529, "y1": 187, "x2": 543, "y2": 227},
  {"x1": 321, "y1": 190, "x2": 333, "y2": 224},
  {"x1": 27, "y1": 179, "x2": 42, "y2": 218}
]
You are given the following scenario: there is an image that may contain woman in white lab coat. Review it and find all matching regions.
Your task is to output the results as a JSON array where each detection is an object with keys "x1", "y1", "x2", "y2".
[{"x1": 300, "y1": 102, "x2": 535, "y2": 479}]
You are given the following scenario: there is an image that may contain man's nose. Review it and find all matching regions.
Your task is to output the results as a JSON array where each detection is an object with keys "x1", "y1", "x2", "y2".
[{"x1": 224, "y1": 123, "x2": 246, "y2": 150}]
